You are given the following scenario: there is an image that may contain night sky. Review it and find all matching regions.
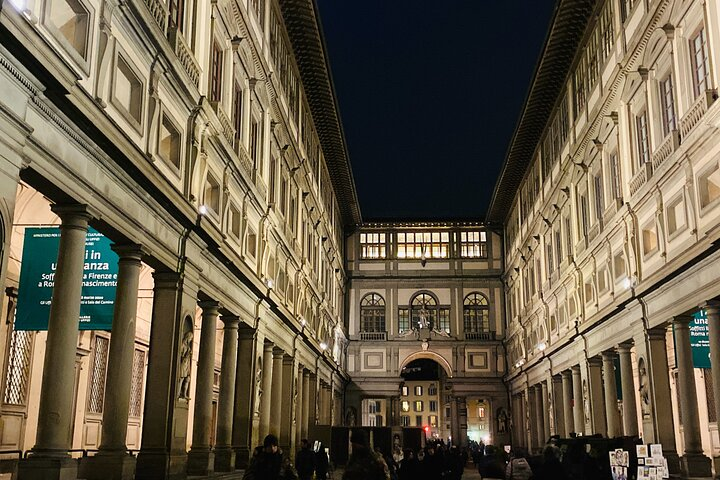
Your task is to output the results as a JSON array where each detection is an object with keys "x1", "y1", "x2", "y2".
[{"x1": 317, "y1": 1, "x2": 557, "y2": 220}]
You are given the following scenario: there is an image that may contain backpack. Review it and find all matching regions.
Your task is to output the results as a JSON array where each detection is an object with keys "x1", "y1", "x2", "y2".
[{"x1": 506, "y1": 457, "x2": 533, "y2": 480}]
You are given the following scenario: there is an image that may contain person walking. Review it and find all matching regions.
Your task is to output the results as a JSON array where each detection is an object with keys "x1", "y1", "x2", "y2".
[
  {"x1": 243, "y1": 434, "x2": 299, "y2": 480},
  {"x1": 295, "y1": 438, "x2": 316, "y2": 480},
  {"x1": 342, "y1": 429, "x2": 390, "y2": 480},
  {"x1": 315, "y1": 441, "x2": 330, "y2": 480}
]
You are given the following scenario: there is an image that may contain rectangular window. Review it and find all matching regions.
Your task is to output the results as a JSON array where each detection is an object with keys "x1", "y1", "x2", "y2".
[
  {"x1": 401, "y1": 401, "x2": 410, "y2": 412},
  {"x1": 699, "y1": 163, "x2": 720, "y2": 209},
  {"x1": 666, "y1": 196, "x2": 686, "y2": 236},
  {"x1": 579, "y1": 193, "x2": 589, "y2": 238},
  {"x1": 609, "y1": 152, "x2": 622, "y2": 200},
  {"x1": 414, "y1": 401, "x2": 423, "y2": 412},
  {"x1": 660, "y1": 75, "x2": 676, "y2": 136},
  {"x1": 429, "y1": 400, "x2": 437, "y2": 412},
  {"x1": 593, "y1": 172, "x2": 604, "y2": 222},
  {"x1": 3, "y1": 322, "x2": 33, "y2": 406},
  {"x1": 229, "y1": 204, "x2": 241, "y2": 239},
  {"x1": 554, "y1": 228, "x2": 562, "y2": 267},
  {"x1": 635, "y1": 111, "x2": 650, "y2": 169},
  {"x1": 129, "y1": 348, "x2": 145, "y2": 417},
  {"x1": 397, "y1": 231, "x2": 449, "y2": 259},
  {"x1": 429, "y1": 415, "x2": 438, "y2": 428},
  {"x1": 479, "y1": 406, "x2": 486, "y2": 418},
  {"x1": 88, "y1": 336, "x2": 110, "y2": 414},
  {"x1": 250, "y1": 0, "x2": 265, "y2": 25},
  {"x1": 159, "y1": 114, "x2": 181, "y2": 169},
  {"x1": 114, "y1": 55, "x2": 143, "y2": 126},
  {"x1": 564, "y1": 216, "x2": 573, "y2": 256},
  {"x1": 168, "y1": 0, "x2": 185, "y2": 32},
  {"x1": 614, "y1": 251, "x2": 626, "y2": 279},
  {"x1": 401, "y1": 415, "x2": 410, "y2": 427},
  {"x1": 233, "y1": 82, "x2": 243, "y2": 146},
  {"x1": 428, "y1": 384, "x2": 437, "y2": 395},
  {"x1": 48, "y1": 0, "x2": 91, "y2": 60},
  {"x1": 416, "y1": 415, "x2": 423, "y2": 427},
  {"x1": 690, "y1": 27, "x2": 710, "y2": 99},
  {"x1": 204, "y1": 173, "x2": 221, "y2": 214},
  {"x1": 398, "y1": 308, "x2": 410, "y2": 334},
  {"x1": 460, "y1": 231, "x2": 487, "y2": 258},
  {"x1": 642, "y1": 223, "x2": 658, "y2": 256},
  {"x1": 246, "y1": 227, "x2": 257, "y2": 259},
  {"x1": 414, "y1": 386, "x2": 423, "y2": 396},
  {"x1": 210, "y1": 42, "x2": 223, "y2": 103},
  {"x1": 402, "y1": 386, "x2": 409, "y2": 396},
  {"x1": 360, "y1": 232, "x2": 386, "y2": 259},
  {"x1": 437, "y1": 308, "x2": 451, "y2": 334}
]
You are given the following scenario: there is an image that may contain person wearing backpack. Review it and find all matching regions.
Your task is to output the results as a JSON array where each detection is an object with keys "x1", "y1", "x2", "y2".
[{"x1": 505, "y1": 448, "x2": 532, "y2": 480}]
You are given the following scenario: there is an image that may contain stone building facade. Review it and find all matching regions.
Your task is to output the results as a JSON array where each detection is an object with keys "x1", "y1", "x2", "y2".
[
  {"x1": 488, "y1": 0, "x2": 720, "y2": 477},
  {"x1": 0, "y1": 0, "x2": 354, "y2": 479}
]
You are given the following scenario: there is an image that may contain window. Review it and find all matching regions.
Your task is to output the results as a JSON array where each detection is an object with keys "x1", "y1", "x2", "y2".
[
  {"x1": 597, "y1": 267, "x2": 608, "y2": 293},
  {"x1": 478, "y1": 406, "x2": 486, "y2": 418},
  {"x1": 428, "y1": 384, "x2": 437, "y2": 395},
  {"x1": 642, "y1": 223, "x2": 658, "y2": 256},
  {"x1": 398, "y1": 307, "x2": 410, "y2": 334},
  {"x1": 460, "y1": 231, "x2": 487, "y2": 258},
  {"x1": 593, "y1": 172, "x2": 604, "y2": 222},
  {"x1": 88, "y1": 335, "x2": 109, "y2": 413},
  {"x1": 401, "y1": 401, "x2": 410, "y2": 412},
  {"x1": 159, "y1": 114, "x2": 181, "y2": 169},
  {"x1": 168, "y1": 0, "x2": 185, "y2": 31},
  {"x1": 210, "y1": 42, "x2": 223, "y2": 103},
  {"x1": 401, "y1": 416, "x2": 410, "y2": 427},
  {"x1": 246, "y1": 227, "x2": 257, "y2": 259},
  {"x1": 414, "y1": 401, "x2": 423, "y2": 412},
  {"x1": 690, "y1": 27, "x2": 710, "y2": 99},
  {"x1": 554, "y1": 228, "x2": 562, "y2": 267},
  {"x1": 429, "y1": 415, "x2": 438, "y2": 428},
  {"x1": 3, "y1": 319, "x2": 33, "y2": 406},
  {"x1": 620, "y1": 0, "x2": 637, "y2": 22},
  {"x1": 47, "y1": 0, "x2": 90, "y2": 60},
  {"x1": 584, "y1": 281, "x2": 594, "y2": 305},
  {"x1": 204, "y1": 173, "x2": 221, "y2": 214},
  {"x1": 414, "y1": 386, "x2": 423, "y2": 396},
  {"x1": 437, "y1": 308, "x2": 450, "y2": 334},
  {"x1": 635, "y1": 111, "x2": 649, "y2": 169},
  {"x1": 546, "y1": 236, "x2": 554, "y2": 276},
  {"x1": 229, "y1": 204, "x2": 241, "y2": 240},
  {"x1": 613, "y1": 251, "x2": 626, "y2": 279},
  {"x1": 564, "y1": 216, "x2": 573, "y2": 256},
  {"x1": 609, "y1": 152, "x2": 622, "y2": 200},
  {"x1": 429, "y1": 400, "x2": 437, "y2": 412},
  {"x1": 129, "y1": 348, "x2": 145, "y2": 417},
  {"x1": 113, "y1": 55, "x2": 143, "y2": 126},
  {"x1": 464, "y1": 293, "x2": 489, "y2": 333},
  {"x1": 250, "y1": 0, "x2": 265, "y2": 25},
  {"x1": 233, "y1": 81, "x2": 243, "y2": 147},
  {"x1": 250, "y1": 114, "x2": 263, "y2": 167},
  {"x1": 659, "y1": 75, "x2": 676, "y2": 136},
  {"x1": 397, "y1": 231, "x2": 449, "y2": 259},
  {"x1": 579, "y1": 192, "x2": 589, "y2": 238},
  {"x1": 402, "y1": 386, "x2": 409, "y2": 396},
  {"x1": 699, "y1": 162, "x2": 720, "y2": 209},
  {"x1": 666, "y1": 196, "x2": 686, "y2": 236},
  {"x1": 360, "y1": 232, "x2": 386, "y2": 259},
  {"x1": 416, "y1": 415, "x2": 423, "y2": 427},
  {"x1": 360, "y1": 294, "x2": 385, "y2": 333}
]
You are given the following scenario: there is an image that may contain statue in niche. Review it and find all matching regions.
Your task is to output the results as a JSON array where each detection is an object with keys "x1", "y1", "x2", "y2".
[
  {"x1": 345, "y1": 407, "x2": 357, "y2": 427},
  {"x1": 254, "y1": 355, "x2": 263, "y2": 415},
  {"x1": 582, "y1": 379, "x2": 591, "y2": 427},
  {"x1": 638, "y1": 358, "x2": 651, "y2": 418},
  {"x1": 178, "y1": 330, "x2": 194, "y2": 400},
  {"x1": 497, "y1": 407, "x2": 509, "y2": 434}
]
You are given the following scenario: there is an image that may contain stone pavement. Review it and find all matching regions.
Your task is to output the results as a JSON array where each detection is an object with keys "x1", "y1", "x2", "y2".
[{"x1": 331, "y1": 464, "x2": 483, "y2": 479}]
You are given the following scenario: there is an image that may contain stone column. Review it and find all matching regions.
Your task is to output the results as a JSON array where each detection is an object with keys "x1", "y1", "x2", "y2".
[
  {"x1": 301, "y1": 371, "x2": 310, "y2": 439},
  {"x1": 704, "y1": 301, "x2": 720, "y2": 473},
  {"x1": 646, "y1": 327, "x2": 680, "y2": 473},
  {"x1": 673, "y1": 315, "x2": 712, "y2": 476},
  {"x1": 541, "y1": 381, "x2": 551, "y2": 440},
  {"x1": 232, "y1": 329, "x2": 258, "y2": 469},
  {"x1": 561, "y1": 371, "x2": 574, "y2": 437},
  {"x1": 571, "y1": 365, "x2": 585, "y2": 435},
  {"x1": 308, "y1": 374, "x2": 318, "y2": 428},
  {"x1": 259, "y1": 343, "x2": 274, "y2": 441},
  {"x1": 215, "y1": 314, "x2": 239, "y2": 472},
  {"x1": 279, "y1": 355, "x2": 296, "y2": 454},
  {"x1": 587, "y1": 357, "x2": 607, "y2": 436},
  {"x1": 85, "y1": 244, "x2": 144, "y2": 480},
  {"x1": 601, "y1": 351, "x2": 621, "y2": 438},
  {"x1": 295, "y1": 366, "x2": 304, "y2": 448},
  {"x1": 552, "y1": 376, "x2": 566, "y2": 437},
  {"x1": 270, "y1": 348, "x2": 284, "y2": 436},
  {"x1": 19, "y1": 205, "x2": 91, "y2": 480},
  {"x1": 135, "y1": 272, "x2": 195, "y2": 480},
  {"x1": 617, "y1": 343, "x2": 638, "y2": 436},
  {"x1": 450, "y1": 394, "x2": 460, "y2": 446},
  {"x1": 187, "y1": 301, "x2": 221, "y2": 476},
  {"x1": 534, "y1": 385, "x2": 545, "y2": 448}
]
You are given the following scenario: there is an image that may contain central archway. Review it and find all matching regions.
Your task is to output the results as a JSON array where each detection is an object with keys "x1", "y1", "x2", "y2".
[{"x1": 400, "y1": 350, "x2": 453, "y2": 378}]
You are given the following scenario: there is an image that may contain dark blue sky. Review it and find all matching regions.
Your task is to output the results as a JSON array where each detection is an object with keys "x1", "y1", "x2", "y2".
[{"x1": 317, "y1": 1, "x2": 556, "y2": 219}]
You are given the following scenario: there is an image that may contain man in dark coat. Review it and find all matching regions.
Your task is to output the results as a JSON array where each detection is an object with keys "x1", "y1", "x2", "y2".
[
  {"x1": 295, "y1": 439, "x2": 316, "y2": 480},
  {"x1": 342, "y1": 429, "x2": 390, "y2": 480},
  {"x1": 243, "y1": 434, "x2": 298, "y2": 480}
]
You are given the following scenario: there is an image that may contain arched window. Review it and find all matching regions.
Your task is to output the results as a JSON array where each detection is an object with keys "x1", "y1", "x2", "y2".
[
  {"x1": 463, "y1": 293, "x2": 489, "y2": 333},
  {"x1": 360, "y1": 294, "x2": 385, "y2": 332}
]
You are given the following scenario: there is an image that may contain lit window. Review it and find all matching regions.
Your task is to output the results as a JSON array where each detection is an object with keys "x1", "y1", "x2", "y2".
[
  {"x1": 478, "y1": 406, "x2": 485, "y2": 418},
  {"x1": 398, "y1": 308, "x2": 410, "y2": 334},
  {"x1": 464, "y1": 293, "x2": 489, "y2": 333},
  {"x1": 414, "y1": 401, "x2": 423, "y2": 412},
  {"x1": 113, "y1": 55, "x2": 143, "y2": 126},
  {"x1": 159, "y1": 114, "x2": 181, "y2": 169},
  {"x1": 360, "y1": 294, "x2": 385, "y2": 333},
  {"x1": 360, "y1": 232, "x2": 386, "y2": 259},
  {"x1": 429, "y1": 415, "x2": 437, "y2": 428},
  {"x1": 47, "y1": 0, "x2": 90, "y2": 59},
  {"x1": 659, "y1": 75, "x2": 676, "y2": 136},
  {"x1": 690, "y1": 27, "x2": 710, "y2": 99},
  {"x1": 401, "y1": 401, "x2": 410, "y2": 412},
  {"x1": 460, "y1": 231, "x2": 487, "y2": 258},
  {"x1": 204, "y1": 173, "x2": 221, "y2": 214},
  {"x1": 401, "y1": 386, "x2": 409, "y2": 396},
  {"x1": 414, "y1": 386, "x2": 423, "y2": 396},
  {"x1": 397, "y1": 231, "x2": 449, "y2": 259}
]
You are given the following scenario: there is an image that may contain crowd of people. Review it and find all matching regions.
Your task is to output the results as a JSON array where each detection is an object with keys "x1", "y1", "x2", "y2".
[{"x1": 241, "y1": 434, "x2": 329, "y2": 480}]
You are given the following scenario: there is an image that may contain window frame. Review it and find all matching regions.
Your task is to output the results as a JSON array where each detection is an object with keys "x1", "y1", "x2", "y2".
[{"x1": 360, "y1": 293, "x2": 386, "y2": 333}]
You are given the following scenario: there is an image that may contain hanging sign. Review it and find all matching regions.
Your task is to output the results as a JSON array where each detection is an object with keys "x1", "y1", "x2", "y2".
[
  {"x1": 15, "y1": 227, "x2": 118, "y2": 331},
  {"x1": 672, "y1": 310, "x2": 711, "y2": 369}
]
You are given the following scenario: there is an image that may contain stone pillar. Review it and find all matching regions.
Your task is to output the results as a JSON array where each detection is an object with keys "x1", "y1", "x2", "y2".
[
  {"x1": 541, "y1": 381, "x2": 551, "y2": 440},
  {"x1": 704, "y1": 301, "x2": 720, "y2": 473},
  {"x1": 534, "y1": 385, "x2": 545, "y2": 448},
  {"x1": 85, "y1": 244, "x2": 144, "y2": 480},
  {"x1": 587, "y1": 357, "x2": 607, "y2": 436},
  {"x1": 571, "y1": 366, "x2": 585, "y2": 435},
  {"x1": 646, "y1": 327, "x2": 680, "y2": 473},
  {"x1": 187, "y1": 301, "x2": 221, "y2": 476},
  {"x1": 279, "y1": 355, "x2": 296, "y2": 454},
  {"x1": 232, "y1": 329, "x2": 258, "y2": 469},
  {"x1": 561, "y1": 371, "x2": 574, "y2": 436},
  {"x1": 308, "y1": 374, "x2": 318, "y2": 428},
  {"x1": 673, "y1": 315, "x2": 712, "y2": 476},
  {"x1": 258, "y1": 343, "x2": 274, "y2": 441},
  {"x1": 214, "y1": 314, "x2": 239, "y2": 472},
  {"x1": 18, "y1": 205, "x2": 91, "y2": 480},
  {"x1": 526, "y1": 387, "x2": 536, "y2": 449},
  {"x1": 270, "y1": 348, "x2": 284, "y2": 436},
  {"x1": 450, "y1": 394, "x2": 460, "y2": 446},
  {"x1": 295, "y1": 366, "x2": 304, "y2": 448},
  {"x1": 552, "y1": 376, "x2": 566, "y2": 437},
  {"x1": 301, "y1": 371, "x2": 310, "y2": 439},
  {"x1": 601, "y1": 351, "x2": 621, "y2": 438},
  {"x1": 617, "y1": 343, "x2": 638, "y2": 436}
]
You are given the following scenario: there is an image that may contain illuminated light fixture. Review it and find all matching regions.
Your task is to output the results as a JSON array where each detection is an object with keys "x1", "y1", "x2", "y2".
[
  {"x1": 265, "y1": 278, "x2": 274, "y2": 290},
  {"x1": 319, "y1": 341, "x2": 328, "y2": 351},
  {"x1": 198, "y1": 205, "x2": 209, "y2": 216},
  {"x1": 515, "y1": 358, "x2": 526, "y2": 368},
  {"x1": 537, "y1": 342, "x2": 547, "y2": 352},
  {"x1": 300, "y1": 318, "x2": 307, "y2": 327},
  {"x1": 622, "y1": 275, "x2": 637, "y2": 290}
]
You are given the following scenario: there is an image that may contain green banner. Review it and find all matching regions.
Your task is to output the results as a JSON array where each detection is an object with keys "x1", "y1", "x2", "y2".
[
  {"x1": 15, "y1": 227, "x2": 119, "y2": 331},
  {"x1": 690, "y1": 310, "x2": 711, "y2": 369}
]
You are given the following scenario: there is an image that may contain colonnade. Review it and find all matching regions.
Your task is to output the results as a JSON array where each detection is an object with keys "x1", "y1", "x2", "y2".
[
  {"x1": 512, "y1": 306, "x2": 720, "y2": 478},
  {"x1": 13, "y1": 204, "x2": 340, "y2": 480}
]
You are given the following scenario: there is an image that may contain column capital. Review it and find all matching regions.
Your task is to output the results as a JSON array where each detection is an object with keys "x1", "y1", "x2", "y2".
[
  {"x1": 199, "y1": 300, "x2": 222, "y2": 315},
  {"x1": 616, "y1": 342, "x2": 633, "y2": 353},
  {"x1": 601, "y1": 350, "x2": 616, "y2": 361},
  {"x1": 50, "y1": 203, "x2": 95, "y2": 227},
  {"x1": 264, "y1": 342, "x2": 274, "y2": 353},
  {"x1": 672, "y1": 314, "x2": 694, "y2": 327},
  {"x1": 587, "y1": 356, "x2": 603, "y2": 367},
  {"x1": 152, "y1": 271, "x2": 182, "y2": 290},
  {"x1": 282, "y1": 354, "x2": 295, "y2": 366},
  {"x1": 220, "y1": 314, "x2": 240, "y2": 327},
  {"x1": 238, "y1": 328, "x2": 255, "y2": 340},
  {"x1": 646, "y1": 327, "x2": 668, "y2": 341},
  {"x1": 303, "y1": 369, "x2": 310, "y2": 378},
  {"x1": 272, "y1": 347, "x2": 284, "y2": 359},
  {"x1": 571, "y1": 364, "x2": 582, "y2": 373},
  {"x1": 111, "y1": 243, "x2": 145, "y2": 263},
  {"x1": 700, "y1": 300, "x2": 720, "y2": 315},
  {"x1": 561, "y1": 369, "x2": 573, "y2": 378}
]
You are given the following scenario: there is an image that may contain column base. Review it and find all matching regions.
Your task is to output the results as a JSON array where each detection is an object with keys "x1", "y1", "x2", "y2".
[
  {"x1": 81, "y1": 451, "x2": 136, "y2": 480},
  {"x1": 664, "y1": 450, "x2": 681, "y2": 475},
  {"x1": 680, "y1": 453, "x2": 712, "y2": 478},
  {"x1": 135, "y1": 449, "x2": 188, "y2": 480},
  {"x1": 186, "y1": 447, "x2": 214, "y2": 476},
  {"x1": 17, "y1": 454, "x2": 78, "y2": 480},
  {"x1": 233, "y1": 446, "x2": 252, "y2": 469},
  {"x1": 213, "y1": 446, "x2": 235, "y2": 472}
]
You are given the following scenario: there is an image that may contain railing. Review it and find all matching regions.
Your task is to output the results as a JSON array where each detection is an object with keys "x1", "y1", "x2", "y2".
[
  {"x1": 629, "y1": 163, "x2": 651, "y2": 196},
  {"x1": 465, "y1": 331, "x2": 496, "y2": 341},
  {"x1": 236, "y1": 144, "x2": 254, "y2": 178},
  {"x1": 143, "y1": 0, "x2": 168, "y2": 32},
  {"x1": 360, "y1": 331, "x2": 387, "y2": 341},
  {"x1": 211, "y1": 101, "x2": 235, "y2": 144},
  {"x1": 680, "y1": 89, "x2": 716, "y2": 139},
  {"x1": 652, "y1": 130, "x2": 679, "y2": 171},
  {"x1": 168, "y1": 26, "x2": 200, "y2": 88}
]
